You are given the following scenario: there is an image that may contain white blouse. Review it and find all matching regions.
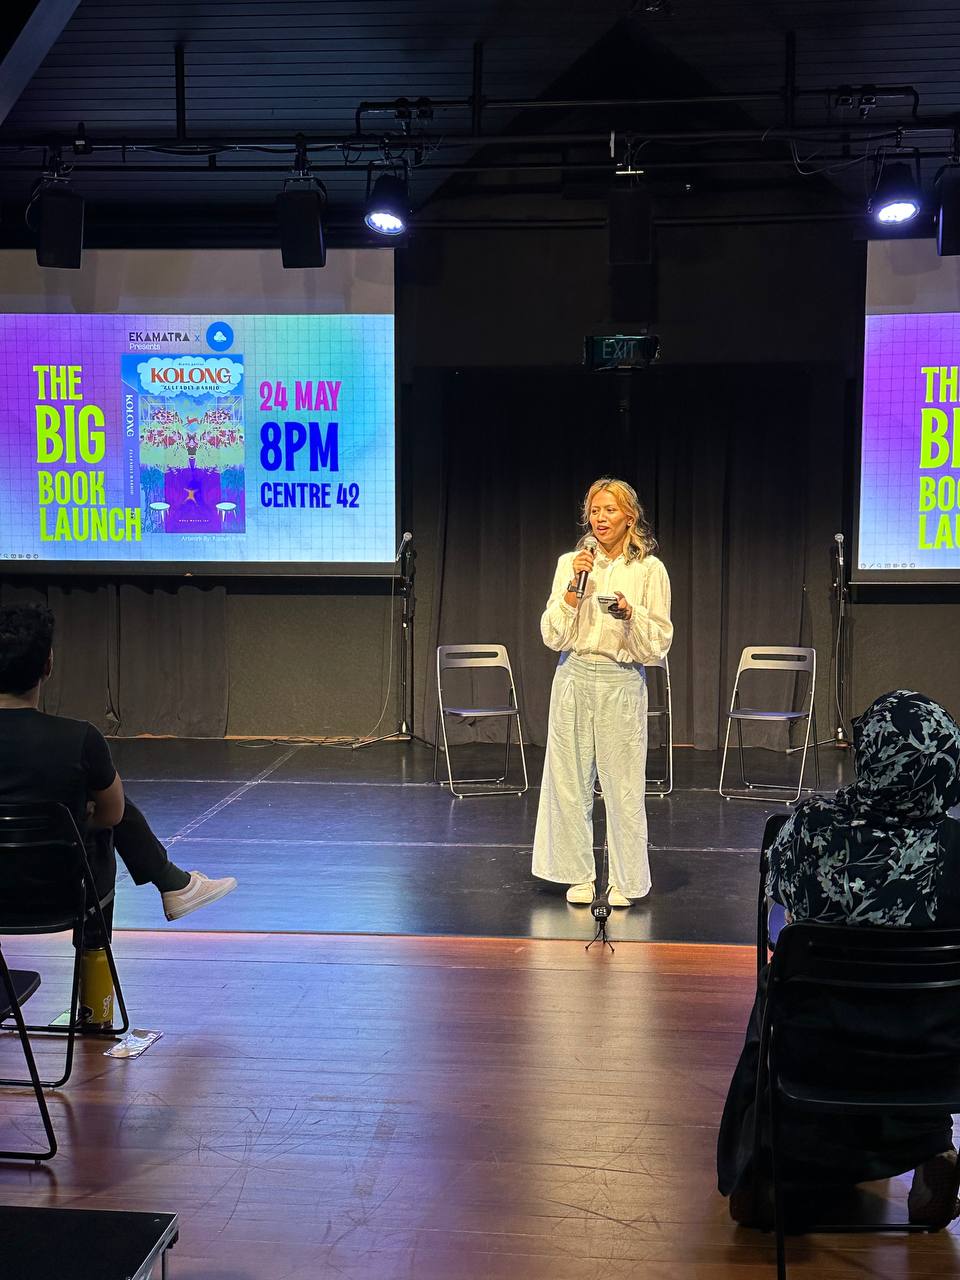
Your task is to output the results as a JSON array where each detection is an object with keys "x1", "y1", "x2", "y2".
[{"x1": 540, "y1": 549, "x2": 673, "y2": 665}]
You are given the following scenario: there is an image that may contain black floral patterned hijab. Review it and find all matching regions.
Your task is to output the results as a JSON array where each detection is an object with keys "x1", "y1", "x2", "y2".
[{"x1": 767, "y1": 691, "x2": 960, "y2": 926}]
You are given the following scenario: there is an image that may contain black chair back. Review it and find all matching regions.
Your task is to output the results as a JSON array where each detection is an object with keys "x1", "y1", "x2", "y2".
[
  {"x1": 0, "y1": 801, "x2": 128, "y2": 1088},
  {"x1": 0, "y1": 802, "x2": 91, "y2": 933},
  {"x1": 768, "y1": 923, "x2": 960, "y2": 1095}
]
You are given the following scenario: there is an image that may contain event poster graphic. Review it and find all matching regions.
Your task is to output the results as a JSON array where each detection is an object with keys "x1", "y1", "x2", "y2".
[
  {"x1": 124, "y1": 354, "x2": 247, "y2": 535},
  {"x1": 0, "y1": 313, "x2": 395, "y2": 566},
  {"x1": 860, "y1": 311, "x2": 960, "y2": 571}
]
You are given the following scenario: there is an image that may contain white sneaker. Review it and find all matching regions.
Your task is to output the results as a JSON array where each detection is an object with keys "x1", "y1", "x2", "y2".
[
  {"x1": 607, "y1": 884, "x2": 632, "y2": 908},
  {"x1": 566, "y1": 881, "x2": 596, "y2": 904},
  {"x1": 162, "y1": 871, "x2": 238, "y2": 921}
]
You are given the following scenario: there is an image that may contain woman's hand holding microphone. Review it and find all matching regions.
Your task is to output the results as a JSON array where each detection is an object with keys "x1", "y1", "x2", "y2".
[
  {"x1": 564, "y1": 545, "x2": 596, "y2": 605},
  {"x1": 564, "y1": 548, "x2": 633, "y2": 621},
  {"x1": 570, "y1": 547, "x2": 596, "y2": 583}
]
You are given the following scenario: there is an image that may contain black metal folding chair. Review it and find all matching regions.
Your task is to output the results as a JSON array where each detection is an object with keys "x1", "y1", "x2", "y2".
[
  {"x1": 756, "y1": 922, "x2": 960, "y2": 1280},
  {"x1": 0, "y1": 802, "x2": 129, "y2": 1091},
  {"x1": 719, "y1": 647, "x2": 820, "y2": 803},
  {"x1": 644, "y1": 656, "x2": 673, "y2": 796},
  {"x1": 0, "y1": 941, "x2": 56, "y2": 1161},
  {"x1": 433, "y1": 644, "x2": 529, "y2": 798}
]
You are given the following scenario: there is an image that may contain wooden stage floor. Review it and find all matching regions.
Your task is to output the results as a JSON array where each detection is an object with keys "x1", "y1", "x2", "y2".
[
  {"x1": 1, "y1": 932, "x2": 958, "y2": 1278},
  {"x1": 4, "y1": 740, "x2": 956, "y2": 1277}
]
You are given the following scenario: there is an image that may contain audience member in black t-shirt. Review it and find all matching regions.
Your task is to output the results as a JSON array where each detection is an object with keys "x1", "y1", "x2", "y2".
[{"x1": 0, "y1": 603, "x2": 236, "y2": 921}]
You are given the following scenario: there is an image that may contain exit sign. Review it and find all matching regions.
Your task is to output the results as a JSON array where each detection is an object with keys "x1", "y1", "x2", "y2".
[{"x1": 584, "y1": 334, "x2": 661, "y2": 371}]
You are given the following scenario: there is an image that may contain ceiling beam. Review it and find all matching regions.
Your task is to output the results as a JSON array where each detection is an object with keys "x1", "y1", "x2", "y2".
[{"x1": 0, "y1": 0, "x2": 82, "y2": 127}]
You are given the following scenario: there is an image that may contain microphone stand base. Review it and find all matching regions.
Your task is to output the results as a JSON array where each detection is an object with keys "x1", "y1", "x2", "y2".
[
  {"x1": 351, "y1": 725, "x2": 431, "y2": 750},
  {"x1": 586, "y1": 920, "x2": 615, "y2": 954}
]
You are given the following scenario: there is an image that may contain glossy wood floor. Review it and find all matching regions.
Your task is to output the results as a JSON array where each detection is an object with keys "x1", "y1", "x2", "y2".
[{"x1": 2, "y1": 932, "x2": 957, "y2": 1278}]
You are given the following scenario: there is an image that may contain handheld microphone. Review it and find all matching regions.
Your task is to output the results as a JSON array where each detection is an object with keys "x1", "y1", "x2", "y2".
[
  {"x1": 834, "y1": 532, "x2": 844, "y2": 569},
  {"x1": 394, "y1": 531, "x2": 413, "y2": 561},
  {"x1": 576, "y1": 535, "x2": 599, "y2": 600}
]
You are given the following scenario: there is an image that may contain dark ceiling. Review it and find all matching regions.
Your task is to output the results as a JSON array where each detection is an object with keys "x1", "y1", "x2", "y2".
[{"x1": 0, "y1": 0, "x2": 957, "y2": 245}]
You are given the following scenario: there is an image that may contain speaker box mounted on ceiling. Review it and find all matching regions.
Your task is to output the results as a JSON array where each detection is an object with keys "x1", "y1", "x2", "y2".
[
  {"x1": 35, "y1": 187, "x2": 84, "y2": 269},
  {"x1": 608, "y1": 187, "x2": 653, "y2": 266},
  {"x1": 609, "y1": 263, "x2": 658, "y2": 325},
  {"x1": 276, "y1": 188, "x2": 326, "y2": 268},
  {"x1": 937, "y1": 168, "x2": 960, "y2": 257}
]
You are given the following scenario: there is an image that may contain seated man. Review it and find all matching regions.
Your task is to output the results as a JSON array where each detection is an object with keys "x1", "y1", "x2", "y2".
[
  {"x1": 717, "y1": 689, "x2": 960, "y2": 1230},
  {"x1": 0, "y1": 602, "x2": 236, "y2": 921}
]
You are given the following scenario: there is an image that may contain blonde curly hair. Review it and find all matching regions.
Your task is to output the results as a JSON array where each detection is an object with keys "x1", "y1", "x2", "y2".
[{"x1": 578, "y1": 477, "x2": 657, "y2": 562}]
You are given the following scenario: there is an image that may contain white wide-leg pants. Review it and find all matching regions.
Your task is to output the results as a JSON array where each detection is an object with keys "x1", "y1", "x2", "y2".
[{"x1": 532, "y1": 653, "x2": 651, "y2": 898}]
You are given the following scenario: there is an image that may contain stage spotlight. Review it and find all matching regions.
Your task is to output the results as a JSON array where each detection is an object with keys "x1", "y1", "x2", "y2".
[
  {"x1": 276, "y1": 182, "x2": 327, "y2": 268},
  {"x1": 870, "y1": 161, "x2": 921, "y2": 224},
  {"x1": 364, "y1": 173, "x2": 408, "y2": 236},
  {"x1": 937, "y1": 167, "x2": 960, "y2": 256},
  {"x1": 34, "y1": 182, "x2": 84, "y2": 270}
]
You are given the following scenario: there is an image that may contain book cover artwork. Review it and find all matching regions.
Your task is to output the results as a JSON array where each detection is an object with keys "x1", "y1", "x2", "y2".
[{"x1": 123, "y1": 354, "x2": 246, "y2": 534}]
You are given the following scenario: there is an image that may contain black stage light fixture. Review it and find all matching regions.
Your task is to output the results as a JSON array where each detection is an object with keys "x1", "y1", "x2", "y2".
[
  {"x1": 869, "y1": 159, "x2": 921, "y2": 225},
  {"x1": 937, "y1": 167, "x2": 960, "y2": 256},
  {"x1": 35, "y1": 183, "x2": 84, "y2": 270},
  {"x1": 276, "y1": 183, "x2": 327, "y2": 268},
  {"x1": 364, "y1": 172, "x2": 408, "y2": 236}
]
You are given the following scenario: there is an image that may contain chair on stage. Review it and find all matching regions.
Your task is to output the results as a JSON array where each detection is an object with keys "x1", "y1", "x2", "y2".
[
  {"x1": 433, "y1": 644, "x2": 529, "y2": 798},
  {"x1": 755, "y1": 920, "x2": 960, "y2": 1280},
  {"x1": 0, "y1": 941, "x2": 56, "y2": 1161},
  {"x1": 644, "y1": 656, "x2": 673, "y2": 796},
  {"x1": 719, "y1": 646, "x2": 819, "y2": 803},
  {"x1": 0, "y1": 802, "x2": 129, "y2": 1095}
]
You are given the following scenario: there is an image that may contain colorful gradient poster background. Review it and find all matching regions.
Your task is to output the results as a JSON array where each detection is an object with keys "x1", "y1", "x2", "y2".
[
  {"x1": 860, "y1": 311, "x2": 960, "y2": 571},
  {"x1": 0, "y1": 313, "x2": 395, "y2": 568}
]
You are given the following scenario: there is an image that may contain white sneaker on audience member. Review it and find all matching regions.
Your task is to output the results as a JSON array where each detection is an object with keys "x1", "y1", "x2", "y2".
[
  {"x1": 566, "y1": 881, "x2": 596, "y2": 904},
  {"x1": 163, "y1": 871, "x2": 238, "y2": 921},
  {"x1": 607, "y1": 884, "x2": 632, "y2": 908}
]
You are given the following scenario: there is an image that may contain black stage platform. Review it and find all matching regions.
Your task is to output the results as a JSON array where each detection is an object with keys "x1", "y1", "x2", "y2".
[
  {"x1": 0, "y1": 1207, "x2": 178, "y2": 1279},
  {"x1": 109, "y1": 738, "x2": 853, "y2": 946}
]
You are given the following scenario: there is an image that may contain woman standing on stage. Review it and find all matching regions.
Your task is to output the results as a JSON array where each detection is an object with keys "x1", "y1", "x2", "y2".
[{"x1": 532, "y1": 478, "x2": 673, "y2": 906}]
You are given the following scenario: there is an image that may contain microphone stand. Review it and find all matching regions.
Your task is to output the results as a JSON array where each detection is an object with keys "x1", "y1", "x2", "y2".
[
  {"x1": 586, "y1": 788, "x2": 615, "y2": 953},
  {"x1": 832, "y1": 535, "x2": 851, "y2": 749},
  {"x1": 352, "y1": 536, "x2": 421, "y2": 749},
  {"x1": 788, "y1": 535, "x2": 851, "y2": 755},
  {"x1": 586, "y1": 902, "x2": 615, "y2": 953}
]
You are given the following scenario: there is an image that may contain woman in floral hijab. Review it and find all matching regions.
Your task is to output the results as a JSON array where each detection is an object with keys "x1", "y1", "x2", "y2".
[
  {"x1": 768, "y1": 690, "x2": 960, "y2": 927},
  {"x1": 718, "y1": 691, "x2": 960, "y2": 1228}
]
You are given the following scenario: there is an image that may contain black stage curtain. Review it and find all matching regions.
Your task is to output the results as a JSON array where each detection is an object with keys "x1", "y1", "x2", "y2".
[
  {"x1": 0, "y1": 580, "x2": 227, "y2": 737},
  {"x1": 0, "y1": 363, "x2": 832, "y2": 746},
  {"x1": 422, "y1": 365, "x2": 821, "y2": 751}
]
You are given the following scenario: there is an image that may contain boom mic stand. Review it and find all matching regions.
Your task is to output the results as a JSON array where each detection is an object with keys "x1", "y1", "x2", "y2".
[{"x1": 353, "y1": 533, "x2": 422, "y2": 749}]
